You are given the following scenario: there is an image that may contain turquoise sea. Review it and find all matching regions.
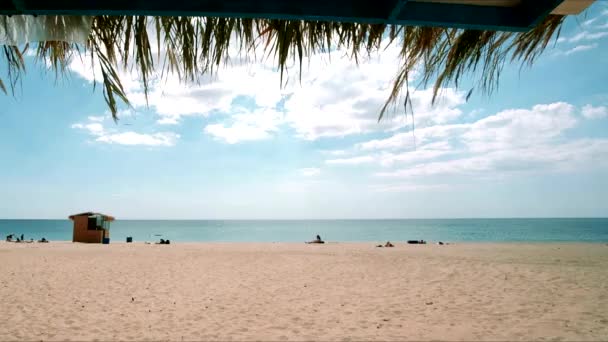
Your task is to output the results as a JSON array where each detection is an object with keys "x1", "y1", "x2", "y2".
[{"x1": 1, "y1": 218, "x2": 607, "y2": 243}]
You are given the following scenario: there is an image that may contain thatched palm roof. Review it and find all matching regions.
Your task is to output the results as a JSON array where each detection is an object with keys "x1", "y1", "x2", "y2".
[{"x1": 0, "y1": 1, "x2": 591, "y2": 120}]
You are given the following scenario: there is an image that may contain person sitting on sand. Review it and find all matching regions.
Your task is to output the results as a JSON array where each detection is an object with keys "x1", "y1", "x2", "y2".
[
  {"x1": 306, "y1": 235, "x2": 325, "y2": 244},
  {"x1": 377, "y1": 241, "x2": 395, "y2": 248},
  {"x1": 38, "y1": 238, "x2": 48, "y2": 243},
  {"x1": 6, "y1": 234, "x2": 13, "y2": 242},
  {"x1": 156, "y1": 239, "x2": 166, "y2": 245}
]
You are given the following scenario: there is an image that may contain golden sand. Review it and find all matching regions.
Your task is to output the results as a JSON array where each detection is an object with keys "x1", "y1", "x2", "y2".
[{"x1": 1, "y1": 242, "x2": 607, "y2": 341}]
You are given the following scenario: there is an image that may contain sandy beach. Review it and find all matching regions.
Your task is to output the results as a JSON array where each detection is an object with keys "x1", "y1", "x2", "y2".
[{"x1": 0, "y1": 242, "x2": 607, "y2": 341}]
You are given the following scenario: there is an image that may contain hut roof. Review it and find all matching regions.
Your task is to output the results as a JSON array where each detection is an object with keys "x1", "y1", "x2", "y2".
[
  {"x1": 0, "y1": 0, "x2": 593, "y2": 31},
  {"x1": 69, "y1": 212, "x2": 115, "y2": 221},
  {"x1": 0, "y1": 0, "x2": 597, "y2": 120}
]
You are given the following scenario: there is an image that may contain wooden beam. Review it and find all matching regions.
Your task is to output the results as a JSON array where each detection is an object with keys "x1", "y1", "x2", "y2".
[
  {"x1": 0, "y1": 0, "x2": 571, "y2": 32},
  {"x1": 552, "y1": 0, "x2": 595, "y2": 15},
  {"x1": 389, "y1": 0, "x2": 409, "y2": 22}
]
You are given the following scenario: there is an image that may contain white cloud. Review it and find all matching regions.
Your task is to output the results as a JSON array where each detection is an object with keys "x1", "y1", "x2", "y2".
[
  {"x1": 582, "y1": 17, "x2": 598, "y2": 26},
  {"x1": 370, "y1": 183, "x2": 449, "y2": 193},
  {"x1": 377, "y1": 144, "x2": 453, "y2": 167},
  {"x1": 357, "y1": 124, "x2": 468, "y2": 151},
  {"x1": 364, "y1": 102, "x2": 608, "y2": 180},
  {"x1": 72, "y1": 117, "x2": 179, "y2": 147},
  {"x1": 376, "y1": 139, "x2": 608, "y2": 178},
  {"x1": 299, "y1": 168, "x2": 321, "y2": 177},
  {"x1": 332, "y1": 102, "x2": 597, "y2": 184},
  {"x1": 71, "y1": 122, "x2": 104, "y2": 136},
  {"x1": 568, "y1": 31, "x2": 608, "y2": 43},
  {"x1": 284, "y1": 76, "x2": 466, "y2": 140},
  {"x1": 462, "y1": 102, "x2": 577, "y2": 153},
  {"x1": 325, "y1": 156, "x2": 375, "y2": 165},
  {"x1": 203, "y1": 108, "x2": 283, "y2": 144},
  {"x1": 69, "y1": 47, "x2": 285, "y2": 125},
  {"x1": 319, "y1": 149, "x2": 349, "y2": 156},
  {"x1": 157, "y1": 117, "x2": 180, "y2": 125},
  {"x1": 564, "y1": 43, "x2": 598, "y2": 55},
  {"x1": 581, "y1": 104, "x2": 608, "y2": 119},
  {"x1": 96, "y1": 132, "x2": 179, "y2": 146},
  {"x1": 68, "y1": 35, "x2": 467, "y2": 143},
  {"x1": 87, "y1": 116, "x2": 105, "y2": 122},
  {"x1": 204, "y1": 124, "x2": 271, "y2": 144}
]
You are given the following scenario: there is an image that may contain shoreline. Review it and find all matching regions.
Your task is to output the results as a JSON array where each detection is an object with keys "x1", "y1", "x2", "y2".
[{"x1": 2, "y1": 240, "x2": 607, "y2": 245}]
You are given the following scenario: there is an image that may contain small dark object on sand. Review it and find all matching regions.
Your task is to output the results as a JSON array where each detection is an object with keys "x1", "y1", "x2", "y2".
[
  {"x1": 306, "y1": 235, "x2": 325, "y2": 244},
  {"x1": 407, "y1": 240, "x2": 426, "y2": 244}
]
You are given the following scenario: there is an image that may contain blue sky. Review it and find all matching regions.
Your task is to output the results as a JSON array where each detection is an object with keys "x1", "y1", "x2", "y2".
[{"x1": 1, "y1": 4, "x2": 608, "y2": 219}]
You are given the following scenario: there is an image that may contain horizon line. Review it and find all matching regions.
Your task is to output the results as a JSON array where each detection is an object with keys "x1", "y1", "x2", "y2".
[{"x1": 1, "y1": 216, "x2": 607, "y2": 221}]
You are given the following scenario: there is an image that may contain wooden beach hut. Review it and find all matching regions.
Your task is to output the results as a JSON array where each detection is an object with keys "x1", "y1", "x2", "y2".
[{"x1": 69, "y1": 212, "x2": 115, "y2": 244}]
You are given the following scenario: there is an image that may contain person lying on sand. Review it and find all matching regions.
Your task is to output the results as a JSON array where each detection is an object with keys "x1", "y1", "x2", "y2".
[
  {"x1": 156, "y1": 239, "x2": 171, "y2": 245},
  {"x1": 306, "y1": 235, "x2": 325, "y2": 244},
  {"x1": 38, "y1": 238, "x2": 48, "y2": 243},
  {"x1": 376, "y1": 241, "x2": 395, "y2": 247}
]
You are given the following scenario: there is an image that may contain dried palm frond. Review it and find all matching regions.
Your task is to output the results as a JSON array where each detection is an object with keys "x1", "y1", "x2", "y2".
[{"x1": 0, "y1": 15, "x2": 565, "y2": 120}]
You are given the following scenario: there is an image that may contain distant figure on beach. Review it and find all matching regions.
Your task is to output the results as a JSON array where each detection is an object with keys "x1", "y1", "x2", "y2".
[
  {"x1": 407, "y1": 240, "x2": 426, "y2": 244},
  {"x1": 156, "y1": 239, "x2": 171, "y2": 245},
  {"x1": 376, "y1": 241, "x2": 394, "y2": 247},
  {"x1": 38, "y1": 238, "x2": 48, "y2": 243},
  {"x1": 20, "y1": 234, "x2": 24, "y2": 241},
  {"x1": 306, "y1": 235, "x2": 325, "y2": 244},
  {"x1": 6, "y1": 234, "x2": 13, "y2": 242}
]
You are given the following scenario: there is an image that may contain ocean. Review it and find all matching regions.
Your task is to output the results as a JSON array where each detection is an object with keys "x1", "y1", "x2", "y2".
[{"x1": 1, "y1": 218, "x2": 607, "y2": 243}]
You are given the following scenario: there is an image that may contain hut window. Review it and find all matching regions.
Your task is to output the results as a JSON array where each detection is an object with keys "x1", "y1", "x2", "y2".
[
  {"x1": 87, "y1": 217, "x2": 97, "y2": 230},
  {"x1": 87, "y1": 216, "x2": 104, "y2": 230}
]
